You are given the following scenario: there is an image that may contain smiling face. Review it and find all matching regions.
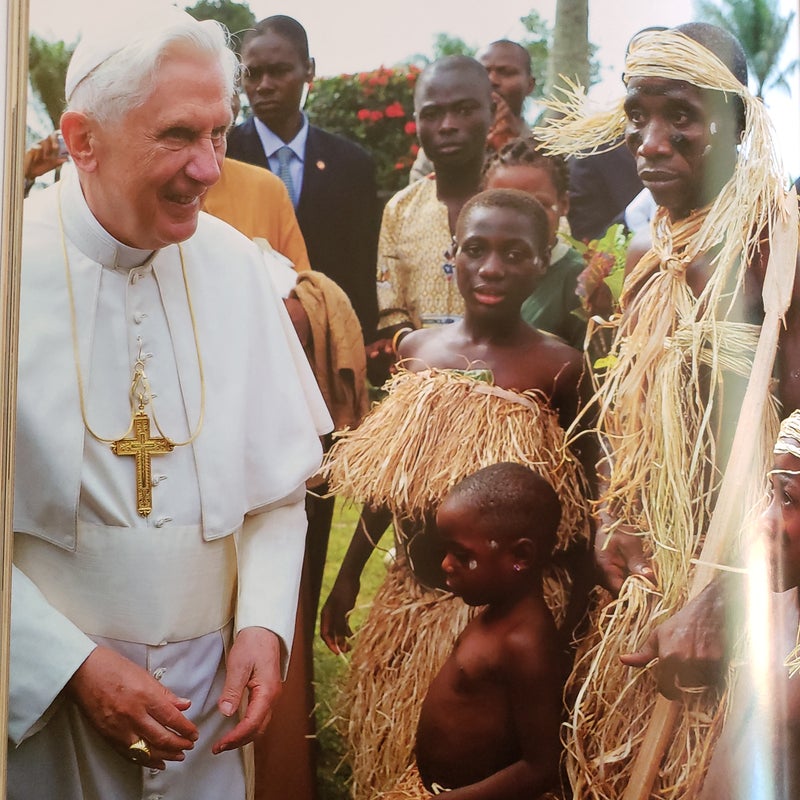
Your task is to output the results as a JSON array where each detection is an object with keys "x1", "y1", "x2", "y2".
[
  {"x1": 241, "y1": 30, "x2": 313, "y2": 134},
  {"x1": 763, "y1": 452, "x2": 800, "y2": 593},
  {"x1": 454, "y1": 202, "x2": 546, "y2": 321},
  {"x1": 623, "y1": 76, "x2": 738, "y2": 219},
  {"x1": 70, "y1": 49, "x2": 231, "y2": 249},
  {"x1": 415, "y1": 64, "x2": 493, "y2": 171}
]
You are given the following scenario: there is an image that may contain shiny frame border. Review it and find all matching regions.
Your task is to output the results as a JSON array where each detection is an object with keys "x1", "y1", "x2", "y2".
[{"x1": 0, "y1": 0, "x2": 28, "y2": 794}]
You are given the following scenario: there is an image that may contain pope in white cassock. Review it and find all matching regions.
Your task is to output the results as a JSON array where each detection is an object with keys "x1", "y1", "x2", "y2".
[{"x1": 7, "y1": 10, "x2": 331, "y2": 800}]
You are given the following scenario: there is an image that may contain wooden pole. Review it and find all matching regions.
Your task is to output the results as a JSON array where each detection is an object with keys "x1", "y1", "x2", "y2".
[
  {"x1": 0, "y1": 0, "x2": 29, "y2": 795},
  {"x1": 622, "y1": 188, "x2": 799, "y2": 800}
]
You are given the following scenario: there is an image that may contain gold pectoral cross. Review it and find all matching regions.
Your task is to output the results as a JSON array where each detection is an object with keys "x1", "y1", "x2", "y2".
[{"x1": 111, "y1": 412, "x2": 174, "y2": 516}]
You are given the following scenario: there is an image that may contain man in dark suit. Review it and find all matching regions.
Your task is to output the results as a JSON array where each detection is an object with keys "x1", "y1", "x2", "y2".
[
  {"x1": 227, "y1": 14, "x2": 380, "y2": 340},
  {"x1": 566, "y1": 141, "x2": 644, "y2": 242}
]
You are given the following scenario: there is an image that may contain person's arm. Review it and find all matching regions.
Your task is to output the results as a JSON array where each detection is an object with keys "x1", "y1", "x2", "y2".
[
  {"x1": 578, "y1": 260, "x2": 657, "y2": 596},
  {"x1": 319, "y1": 504, "x2": 392, "y2": 654},
  {"x1": 619, "y1": 571, "x2": 739, "y2": 698},
  {"x1": 442, "y1": 629, "x2": 563, "y2": 800},
  {"x1": 485, "y1": 93, "x2": 527, "y2": 153},
  {"x1": 370, "y1": 199, "x2": 412, "y2": 384},
  {"x1": 776, "y1": 250, "x2": 800, "y2": 414},
  {"x1": 591, "y1": 452, "x2": 656, "y2": 596},
  {"x1": 23, "y1": 133, "x2": 68, "y2": 196},
  {"x1": 211, "y1": 485, "x2": 308, "y2": 754},
  {"x1": 9, "y1": 564, "x2": 96, "y2": 744},
  {"x1": 11, "y1": 565, "x2": 197, "y2": 768}
]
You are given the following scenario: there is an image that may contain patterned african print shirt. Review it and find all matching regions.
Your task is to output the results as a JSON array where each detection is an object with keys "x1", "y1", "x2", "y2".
[{"x1": 376, "y1": 176, "x2": 463, "y2": 330}]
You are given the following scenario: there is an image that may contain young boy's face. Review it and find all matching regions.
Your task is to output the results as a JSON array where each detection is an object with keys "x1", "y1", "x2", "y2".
[
  {"x1": 436, "y1": 494, "x2": 517, "y2": 606},
  {"x1": 763, "y1": 452, "x2": 800, "y2": 592},
  {"x1": 454, "y1": 204, "x2": 545, "y2": 322}
]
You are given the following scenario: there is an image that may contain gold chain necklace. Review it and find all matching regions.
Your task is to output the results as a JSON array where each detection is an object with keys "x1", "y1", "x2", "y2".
[{"x1": 58, "y1": 184, "x2": 206, "y2": 514}]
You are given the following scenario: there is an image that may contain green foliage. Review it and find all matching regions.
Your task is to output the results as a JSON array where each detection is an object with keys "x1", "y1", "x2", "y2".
[
  {"x1": 431, "y1": 32, "x2": 477, "y2": 59},
  {"x1": 565, "y1": 223, "x2": 633, "y2": 321},
  {"x1": 185, "y1": 0, "x2": 256, "y2": 55},
  {"x1": 306, "y1": 65, "x2": 421, "y2": 195},
  {"x1": 401, "y1": 7, "x2": 599, "y2": 104},
  {"x1": 696, "y1": 0, "x2": 798, "y2": 97},
  {"x1": 28, "y1": 35, "x2": 74, "y2": 129},
  {"x1": 520, "y1": 10, "x2": 552, "y2": 98},
  {"x1": 314, "y1": 500, "x2": 392, "y2": 798}
]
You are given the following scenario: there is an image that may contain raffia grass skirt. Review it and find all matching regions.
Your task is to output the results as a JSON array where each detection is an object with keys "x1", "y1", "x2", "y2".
[
  {"x1": 326, "y1": 370, "x2": 589, "y2": 797},
  {"x1": 379, "y1": 762, "x2": 563, "y2": 799}
]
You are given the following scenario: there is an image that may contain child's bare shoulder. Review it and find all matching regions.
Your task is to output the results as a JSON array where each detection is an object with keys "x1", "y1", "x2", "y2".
[
  {"x1": 531, "y1": 326, "x2": 581, "y2": 359},
  {"x1": 515, "y1": 328, "x2": 583, "y2": 386},
  {"x1": 398, "y1": 324, "x2": 475, "y2": 372},
  {"x1": 495, "y1": 603, "x2": 563, "y2": 680},
  {"x1": 397, "y1": 327, "x2": 432, "y2": 359}
]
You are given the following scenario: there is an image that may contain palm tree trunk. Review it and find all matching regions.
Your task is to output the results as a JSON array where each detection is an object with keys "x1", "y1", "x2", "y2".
[{"x1": 545, "y1": 0, "x2": 590, "y2": 97}]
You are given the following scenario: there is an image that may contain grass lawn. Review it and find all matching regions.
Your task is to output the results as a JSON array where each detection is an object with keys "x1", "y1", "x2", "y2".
[{"x1": 314, "y1": 498, "x2": 393, "y2": 799}]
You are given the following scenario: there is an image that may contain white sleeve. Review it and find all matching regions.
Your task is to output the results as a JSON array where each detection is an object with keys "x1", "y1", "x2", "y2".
[
  {"x1": 234, "y1": 484, "x2": 307, "y2": 678},
  {"x1": 253, "y1": 237, "x2": 299, "y2": 299},
  {"x1": 9, "y1": 564, "x2": 97, "y2": 744}
]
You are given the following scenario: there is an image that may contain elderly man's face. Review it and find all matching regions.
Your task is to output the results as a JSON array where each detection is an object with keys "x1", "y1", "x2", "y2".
[
  {"x1": 84, "y1": 51, "x2": 231, "y2": 250},
  {"x1": 623, "y1": 77, "x2": 736, "y2": 220}
]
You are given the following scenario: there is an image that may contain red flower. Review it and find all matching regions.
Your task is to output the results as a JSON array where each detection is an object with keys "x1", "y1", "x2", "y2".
[
  {"x1": 385, "y1": 101, "x2": 405, "y2": 119},
  {"x1": 369, "y1": 110, "x2": 384, "y2": 122},
  {"x1": 357, "y1": 108, "x2": 371, "y2": 121},
  {"x1": 394, "y1": 161, "x2": 406, "y2": 170},
  {"x1": 404, "y1": 120, "x2": 417, "y2": 135},
  {"x1": 410, "y1": 143, "x2": 420, "y2": 155}
]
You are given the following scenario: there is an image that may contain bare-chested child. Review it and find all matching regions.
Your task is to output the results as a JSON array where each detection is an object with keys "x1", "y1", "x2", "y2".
[
  {"x1": 320, "y1": 188, "x2": 592, "y2": 798},
  {"x1": 410, "y1": 462, "x2": 564, "y2": 799}
]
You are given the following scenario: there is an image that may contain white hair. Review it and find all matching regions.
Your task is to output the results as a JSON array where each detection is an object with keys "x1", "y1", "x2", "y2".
[{"x1": 67, "y1": 12, "x2": 239, "y2": 125}]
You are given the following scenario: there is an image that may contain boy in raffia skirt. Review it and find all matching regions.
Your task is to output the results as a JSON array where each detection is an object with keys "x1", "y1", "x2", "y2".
[
  {"x1": 320, "y1": 188, "x2": 594, "y2": 799},
  {"x1": 384, "y1": 463, "x2": 567, "y2": 800}
]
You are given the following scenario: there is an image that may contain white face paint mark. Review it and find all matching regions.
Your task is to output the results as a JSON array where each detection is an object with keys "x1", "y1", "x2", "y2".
[
  {"x1": 488, "y1": 539, "x2": 499, "y2": 550},
  {"x1": 468, "y1": 559, "x2": 478, "y2": 571}
]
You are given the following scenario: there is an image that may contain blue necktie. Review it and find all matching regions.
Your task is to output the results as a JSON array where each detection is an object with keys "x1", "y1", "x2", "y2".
[{"x1": 276, "y1": 145, "x2": 297, "y2": 208}]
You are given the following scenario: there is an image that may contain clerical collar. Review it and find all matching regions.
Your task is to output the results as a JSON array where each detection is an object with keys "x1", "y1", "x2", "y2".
[{"x1": 59, "y1": 165, "x2": 155, "y2": 270}]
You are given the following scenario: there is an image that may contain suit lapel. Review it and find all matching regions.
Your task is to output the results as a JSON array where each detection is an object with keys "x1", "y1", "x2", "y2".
[
  {"x1": 298, "y1": 126, "x2": 326, "y2": 216},
  {"x1": 239, "y1": 118, "x2": 271, "y2": 170}
]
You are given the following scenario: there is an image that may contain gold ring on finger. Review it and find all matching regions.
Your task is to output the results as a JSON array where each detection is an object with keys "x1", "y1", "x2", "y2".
[{"x1": 128, "y1": 737, "x2": 151, "y2": 765}]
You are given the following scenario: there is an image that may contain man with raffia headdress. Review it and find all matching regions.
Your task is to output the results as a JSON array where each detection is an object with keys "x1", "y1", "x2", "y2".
[
  {"x1": 7, "y1": 10, "x2": 331, "y2": 800},
  {"x1": 534, "y1": 21, "x2": 800, "y2": 800},
  {"x1": 320, "y1": 188, "x2": 594, "y2": 800}
]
